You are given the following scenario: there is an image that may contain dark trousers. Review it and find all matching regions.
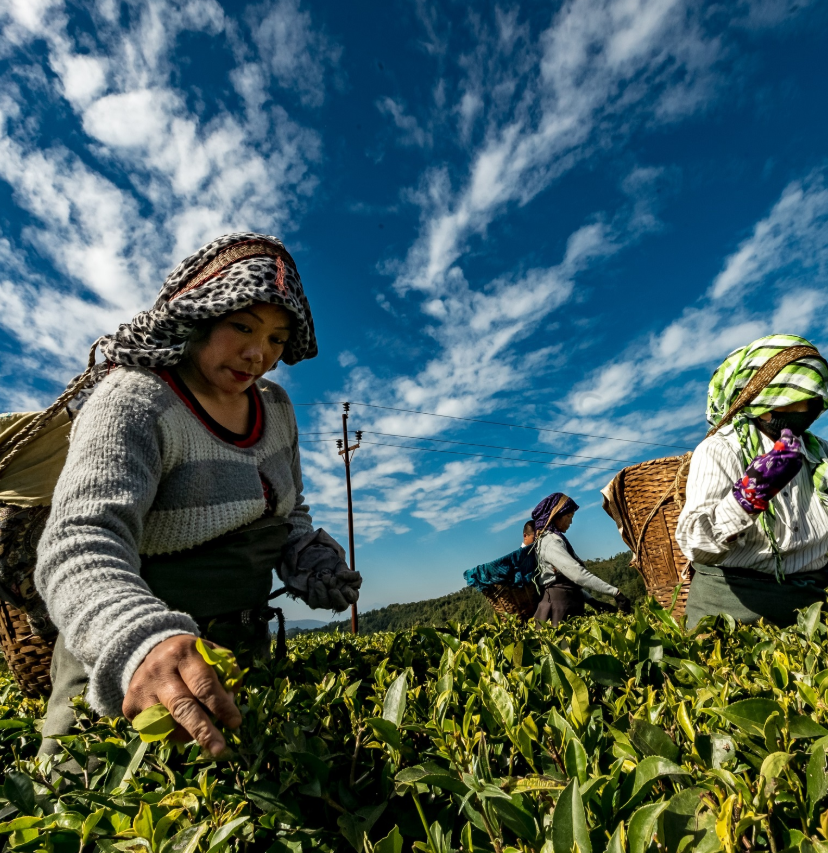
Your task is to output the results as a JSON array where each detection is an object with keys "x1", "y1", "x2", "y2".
[
  {"x1": 534, "y1": 581, "x2": 584, "y2": 626},
  {"x1": 686, "y1": 564, "x2": 828, "y2": 629},
  {"x1": 39, "y1": 633, "x2": 88, "y2": 759}
]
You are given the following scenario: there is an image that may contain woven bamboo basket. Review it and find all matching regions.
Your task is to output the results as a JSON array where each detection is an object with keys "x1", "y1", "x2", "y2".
[
  {"x1": 0, "y1": 501, "x2": 55, "y2": 697},
  {"x1": 0, "y1": 599, "x2": 53, "y2": 697},
  {"x1": 482, "y1": 583, "x2": 540, "y2": 620},
  {"x1": 602, "y1": 453, "x2": 694, "y2": 616}
]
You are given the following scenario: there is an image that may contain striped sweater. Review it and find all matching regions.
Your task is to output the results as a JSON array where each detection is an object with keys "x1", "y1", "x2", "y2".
[{"x1": 35, "y1": 367, "x2": 313, "y2": 714}]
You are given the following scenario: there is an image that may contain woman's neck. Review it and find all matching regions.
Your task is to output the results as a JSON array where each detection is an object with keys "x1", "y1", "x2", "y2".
[{"x1": 175, "y1": 361, "x2": 251, "y2": 434}]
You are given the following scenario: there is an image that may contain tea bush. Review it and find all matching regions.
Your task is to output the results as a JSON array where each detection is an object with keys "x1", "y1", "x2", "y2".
[{"x1": 4, "y1": 599, "x2": 828, "y2": 853}]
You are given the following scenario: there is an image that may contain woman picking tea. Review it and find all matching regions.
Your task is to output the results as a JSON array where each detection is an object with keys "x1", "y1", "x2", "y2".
[
  {"x1": 532, "y1": 492, "x2": 631, "y2": 625},
  {"x1": 34, "y1": 233, "x2": 360, "y2": 757},
  {"x1": 676, "y1": 334, "x2": 828, "y2": 628}
]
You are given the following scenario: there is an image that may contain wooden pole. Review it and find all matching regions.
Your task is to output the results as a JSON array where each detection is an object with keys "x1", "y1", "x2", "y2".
[{"x1": 341, "y1": 405, "x2": 358, "y2": 634}]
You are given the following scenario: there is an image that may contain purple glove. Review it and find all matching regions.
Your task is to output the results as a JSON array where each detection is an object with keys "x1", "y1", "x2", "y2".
[{"x1": 732, "y1": 428, "x2": 802, "y2": 514}]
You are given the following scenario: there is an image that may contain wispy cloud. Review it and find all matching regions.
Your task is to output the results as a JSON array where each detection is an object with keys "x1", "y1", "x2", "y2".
[
  {"x1": 568, "y1": 169, "x2": 828, "y2": 417},
  {"x1": 0, "y1": 0, "x2": 334, "y2": 397},
  {"x1": 299, "y1": 1, "x2": 822, "y2": 541}
]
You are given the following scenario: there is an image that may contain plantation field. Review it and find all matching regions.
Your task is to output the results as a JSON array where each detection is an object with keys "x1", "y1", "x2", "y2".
[{"x1": 4, "y1": 601, "x2": 828, "y2": 852}]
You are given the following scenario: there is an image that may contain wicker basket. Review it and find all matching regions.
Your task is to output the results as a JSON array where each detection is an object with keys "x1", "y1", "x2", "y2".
[
  {"x1": 482, "y1": 583, "x2": 540, "y2": 620},
  {"x1": 0, "y1": 599, "x2": 53, "y2": 697},
  {"x1": 0, "y1": 501, "x2": 55, "y2": 697},
  {"x1": 602, "y1": 453, "x2": 694, "y2": 616}
]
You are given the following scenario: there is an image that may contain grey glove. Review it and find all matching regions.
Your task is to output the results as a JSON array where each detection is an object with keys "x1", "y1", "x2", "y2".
[{"x1": 279, "y1": 529, "x2": 362, "y2": 612}]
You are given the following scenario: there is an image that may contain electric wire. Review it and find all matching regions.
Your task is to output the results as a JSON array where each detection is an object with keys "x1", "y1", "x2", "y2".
[
  {"x1": 298, "y1": 438, "x2": 620, "y2": 472},
  {"x1": 294, "y1": 400, "x2": 693, "y2": 450},
  {"x1": 360, "y1": 430, "x2": 635, "y2": 464}
]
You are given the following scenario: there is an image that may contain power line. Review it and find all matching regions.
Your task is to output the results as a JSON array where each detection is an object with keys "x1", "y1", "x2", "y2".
[
  {"x1": 298, "y1": 431, "x2": 634, "y2": 465},
  {"x1": 361, "y1": 430, "x2": 635, "y2": 464},
  {"x1": 299, "y1": 438, "x2": 620, "y2": 472},
  {"x1": 294, "y1": 400, "x2": 693, "y2": 451}
]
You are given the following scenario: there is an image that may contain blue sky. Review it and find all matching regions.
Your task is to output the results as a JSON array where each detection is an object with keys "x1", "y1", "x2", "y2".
[{"x1": 1, "y1": 0, "x2": 827, "y2": 621}]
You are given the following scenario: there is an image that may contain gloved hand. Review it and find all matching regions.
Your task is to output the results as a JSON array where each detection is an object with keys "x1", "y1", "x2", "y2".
[
  {"x1": 732, "y1": 428, "x2": 803, "y2": 514},
  {"x1": 614, "y1": 591, "x2": 632, "y2": 614},
  {"x1": 279, "y1": 529, "x2": 362, "y2": 611}
]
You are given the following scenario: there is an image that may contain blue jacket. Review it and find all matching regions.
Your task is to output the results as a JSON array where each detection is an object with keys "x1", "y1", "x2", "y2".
[{"x1": 463, "y1": 545, "x2": 537, "y2": 591}]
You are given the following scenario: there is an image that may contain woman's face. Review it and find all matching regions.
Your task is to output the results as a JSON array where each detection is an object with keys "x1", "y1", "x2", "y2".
[
  {"x1": 186, "y1": 303, "x2": 292, "y2": 394},
  {"x1": 557, "y1": 511, "x2": 575, "y2": 533}
]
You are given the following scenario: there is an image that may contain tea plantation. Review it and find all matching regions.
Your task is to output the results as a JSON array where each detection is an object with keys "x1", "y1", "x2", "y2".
[{"x1": 3, "y1": 599, "x2": 828, "y2": 853}]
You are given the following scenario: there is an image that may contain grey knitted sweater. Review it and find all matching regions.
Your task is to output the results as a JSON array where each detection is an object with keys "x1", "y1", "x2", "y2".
[{"x1": 35, "y1": 367, "x2": 313, "y2": 714}]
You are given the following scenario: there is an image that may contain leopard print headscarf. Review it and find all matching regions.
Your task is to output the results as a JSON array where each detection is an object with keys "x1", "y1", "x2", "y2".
[
  {"x1": 2, "y1": 233, "x2": 318, "y2": 473},
  {"x1": 96, "y1": 232, "x2": 317, "y2": 370}
]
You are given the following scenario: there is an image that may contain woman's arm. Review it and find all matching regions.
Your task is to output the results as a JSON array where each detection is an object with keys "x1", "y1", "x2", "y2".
[
  {"x1": 676, "y1": 435, "x2": 757, "y2": 564},
  {"x1": 538, "y1": 534, "x2": 619, "y2": 597},
  {"x1": 35, "y1": 376, "x2": 200, "y2": 715}
]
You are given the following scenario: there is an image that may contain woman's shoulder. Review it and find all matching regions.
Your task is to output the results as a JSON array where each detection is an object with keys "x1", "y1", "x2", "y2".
[
  {"x1": 256, "y1": 377, "x2": 293, "y2": 408},
  {"x1": 693, "y1": 424, "x2": 741, "y2": 458},
  {"x1": 78, "y1": 367, "x2": 175, "y2": 421}
]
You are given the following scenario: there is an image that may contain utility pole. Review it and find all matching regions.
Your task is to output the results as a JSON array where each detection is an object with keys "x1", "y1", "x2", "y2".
[{"x1": 336, "y1": 402, "x2": 362, "y2": 634}]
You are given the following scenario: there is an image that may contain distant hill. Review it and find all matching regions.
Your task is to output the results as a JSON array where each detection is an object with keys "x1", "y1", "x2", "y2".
[{"x1": 294, "y1": 550, "x2": 644, "y2": 635}]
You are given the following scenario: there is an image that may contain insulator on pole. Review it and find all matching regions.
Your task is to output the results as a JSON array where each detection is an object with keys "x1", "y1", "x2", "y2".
[
  {"x1": 343, "y1": 402, "x2": 350, "y2": 413},
  {"x1": 355, "y1": 430, "x2": 363, "y2": 442},
  {"x1": 336, "y1": 439, "x2": 343, "y2": 449}
]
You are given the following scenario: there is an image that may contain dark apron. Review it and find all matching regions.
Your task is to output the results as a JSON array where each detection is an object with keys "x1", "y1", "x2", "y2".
[
  {"x1": 685, "y1": 563, "x2": 828, "y2": 629},
  {"x1": 39, "y1": 515, "x2": 289, "y2": 756},
  {"x1": 141, "y1": 515, "x2": 291, "y2": 660},
  {"x1": 534, "y1": 576, "x2": 584, "y2": 627}
]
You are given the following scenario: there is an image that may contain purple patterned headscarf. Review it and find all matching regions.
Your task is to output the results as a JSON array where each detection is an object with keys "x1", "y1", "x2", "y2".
[{"x1": 531, "y1": 492, "x2": 579, "y2": 535}]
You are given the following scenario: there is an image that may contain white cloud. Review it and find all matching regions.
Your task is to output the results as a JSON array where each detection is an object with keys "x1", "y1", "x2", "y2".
[
  {"x1": 0, "y1": 0, "x2": 334, "y2": 405},
  {"x1": 392, "y1": 0, "x2": 722, "y2": 297},
  {"x1": 247, "y1": 0, "x2": 341, "y2": 108},
  {"x1": 567, "y1": 169, "x2": 828, "y2": 417},
  {"x1": 377, "y1": 96, "x2": 432, "y2": 148},
  {"x1": 711, "y1": 173, "x2": 828, "y2": 299}
]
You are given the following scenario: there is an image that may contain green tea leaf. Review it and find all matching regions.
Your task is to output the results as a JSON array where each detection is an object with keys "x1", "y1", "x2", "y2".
[
  {"x1": 624, "y1": 756, "x2": 690, "y2": 810},
  {"x1": 760, "y1": 751, "x2": 791, "y2": 781},
  {"x1": 160, "y1": 823, "x2": 209, "y2": 853},
  {"x1": 720, "y1": 698, "x2": 784, "y2": 737},
  {"x1": 576, "y1": 654, "x2": 625, "y2": 687},
  {"x1": 564, "y1": 737, "x2": 588, "y2": 785},
  {"x1": 382, "y1": 672, "x2": 408, "y2": 727},
  {"x1": 206, "y1": 816, "x2": 249, "y2": 853},
  {"x1": 807, "y1": 744, "x2": 828, "y2": 818},
  {"x1": 366, "y1": 717, "x2": 402, "y2": 749},
  {"x1": 374, "y1": 826, "x2": 403, "y2": 853},
  {"x1": 695, "y1": 734, "x2": 736, "y2": 769},
  {"x1": 3, "y1": 772, "x2": 35, "y2": 815},
  {"x1": 628, "y1": 801, "x2": 669, "y2": 853},
  {"x1": 789, "y1": 714, "x2": 828, "y2": 740},
  {"x1": 551, "y1": 777, "x2": 591, "y2": 853},
  {"x1": 133, "y1": 703, "x2": 176, "y2": 743},
  {"x1": 797, "y1": 601, "x2": 823, "y2": 640},
  {"x1": 629, "y1": 718, "x2": 679, "y2": 762},
  {"x1": 627, "y1": 803, "x2": 669, "y2": 853}
]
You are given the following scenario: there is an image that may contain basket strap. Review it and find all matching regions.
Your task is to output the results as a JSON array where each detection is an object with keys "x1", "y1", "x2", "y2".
[{"x1": 706, "y1": 345, "x2": 825, "y2": 437}]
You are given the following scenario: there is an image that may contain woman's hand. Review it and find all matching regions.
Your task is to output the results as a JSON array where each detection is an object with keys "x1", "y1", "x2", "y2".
[
  {"x1": 122, "y1": 634, "x2": 241, "y2": 756},
  {"x1": 733, "y1": 428, "x2": 803, "y2": 514}
]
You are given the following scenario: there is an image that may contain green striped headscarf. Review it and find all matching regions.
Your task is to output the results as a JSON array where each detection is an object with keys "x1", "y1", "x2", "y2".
[{"x1": 707, "y1": 333, "x2": 828, "y2": 576}]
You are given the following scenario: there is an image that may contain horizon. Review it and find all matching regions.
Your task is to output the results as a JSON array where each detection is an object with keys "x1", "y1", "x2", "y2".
[{"x1": 1, "y1": 1, "x2": 827, "y2": 622}]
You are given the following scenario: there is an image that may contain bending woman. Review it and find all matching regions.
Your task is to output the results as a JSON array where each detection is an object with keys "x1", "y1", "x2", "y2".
[
  {"x1": 532, "y1": 492, "x2": 631, "y2": 625},
  {"x1": 35, "y1": 233, "x2": 360, "y2": 758},
  {"x1": 676, "y1": 334, "x2": 828, "y2": 628}
]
